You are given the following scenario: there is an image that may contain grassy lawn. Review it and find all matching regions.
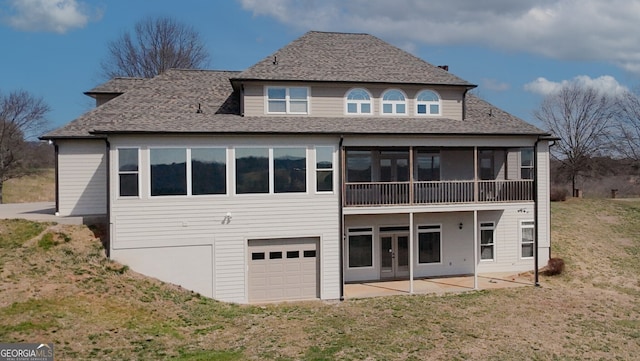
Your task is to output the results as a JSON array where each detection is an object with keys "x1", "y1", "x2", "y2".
[
  {"x1": 3, "y1": 169, "x2": 55, "y2": 203},
  {"x1": 1, "y1": 199, "x2": 639, "y2": 360}
]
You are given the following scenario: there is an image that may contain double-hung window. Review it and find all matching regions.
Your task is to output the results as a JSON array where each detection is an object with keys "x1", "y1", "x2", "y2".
[
  {"x1": 118, "y1": 148, "x2": 139, "y2": 197},
  {"x1": 521, "y1": 221, "x2": 535, "y2": 258},
  {"x1": 521, "y1": 148, "x2": 534, "y2": 180},
  {"x1": 315, "y1": 146, "x2": 333, "y2": 192},
  {"x1": 480, "y1": 222, "x2": 495, "y2": 261},
  {"x1": 266, "y1": 87, "x2": 309, "y2": 114}
]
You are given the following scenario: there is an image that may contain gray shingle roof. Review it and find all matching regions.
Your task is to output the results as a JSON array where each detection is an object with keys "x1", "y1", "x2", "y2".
[
  {"x1": 232, "y1": 31, "x2": 475, "y2": 86},
  {"x1": 42, "y1": 31, "x2": 547, "y2": 140},
  {"x1": 84, "y1": 77, "x2": 146, "y2": 96},
  {"x1": 41, "y1": 69, "x2": 545, "y2": 139}
]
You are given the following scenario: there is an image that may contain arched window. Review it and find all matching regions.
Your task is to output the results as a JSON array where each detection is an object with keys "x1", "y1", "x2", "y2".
[
  {"x1": 381, "y1": 89, "x2": 407, "y2": 115},
  {"x1": 416, "y1": 90, "x2": 441, "y2": 116},
  {"x1": 345, "y1": 88, "x2": 372, "y2": 114}
]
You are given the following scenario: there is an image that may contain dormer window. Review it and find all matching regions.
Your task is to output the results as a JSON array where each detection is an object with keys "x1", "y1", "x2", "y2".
[
  {"x1": 416, "y1": 90, "x2": 441, "y2": 116},
  {"x1": 345, "y1": 88, "x2": 372, "y2": 114},
  {"x1": 381, "y1": 89, "x2": 407, "y2": 115},
  {"x1": 266, "y1": 86, "x2": 309, "y2": 114}
]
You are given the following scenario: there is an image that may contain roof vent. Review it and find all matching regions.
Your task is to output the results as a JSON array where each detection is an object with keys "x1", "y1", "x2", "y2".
[
  {"x1": 196, "y1": 103, "x2": 203, "y2": 114},
  {"x1": 438, "y1": 65, "x2": 449, "y2": 71},
  {"x1": 272, "y1": 56, "x2": 278, "y2": 65}
]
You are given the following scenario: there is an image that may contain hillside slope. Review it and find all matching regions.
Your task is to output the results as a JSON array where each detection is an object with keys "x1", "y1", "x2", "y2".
[{"x1": 1, "y1": 199, "x2": 639, "y2": 360}]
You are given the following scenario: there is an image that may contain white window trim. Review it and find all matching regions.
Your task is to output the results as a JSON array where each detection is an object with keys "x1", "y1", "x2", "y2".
[
  {"x1": 520, "y1": 220, "x2": 535, "y2": 260},
  {"x1": 314, "y1": 146, "x2": 335, "y2": 194},
  {"x1": 117, "y1": 147, "x2": 141, "y2": 199},
  {"x1": 344, "y1": 88, "x2": 373, "y2": 115},
  {"x1": 233, "y1": 146, "x2": 310, "y2": 196},
  {"x1": 417, "y1": 224, "x2": 443, "y2": 265},
  {"x1": 347, "y1": 227, "x2": 375, "y2": 269},
  {"x1": 480, "y1": 222, "x2": 495, "y2": 262},
  {"x1": 381, "y1": 89, "x2": 408, "y2": 115},
  {"x1": 265, "y1": 86, "x2": 310, "y2": 115},
  {"x1": 415, "y1": 89, "x2": 442, "y2": 116}
]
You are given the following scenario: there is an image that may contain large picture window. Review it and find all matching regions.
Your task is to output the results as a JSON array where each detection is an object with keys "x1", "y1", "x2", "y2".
[
  {"x1": 418, "y1": 225, "x2": 441, "y2": 264},
  {"x1": 274, "y1": 147, "x2": 306, "y2": 193},
  {"x1": 316, "y1": 146, "x2": 333, "y2": 192},
  {"x1": 235, "y1": 148, "x2": 269, "y2": 194},
  {"x1": 118, "y1": 148, "x2": 139, "y2": 197},
  {"x1": 480, "y1": 222, "x2": 495, "y2": 261},
  {"x1": 348, "y1": 228, "x2": 373, "y2": 268},
  {"x1": 266, "y1": 87, "x2": 309, "y2": 114},
  {"x1": 150, "y1": 148, "x2": 187, "y2": 196},
  {"x1": 192, "y1": 148, "x2": 226, "y2": 195},
  {"x1": 521, "y1": 221, "x2": 535, "y2": 258}
]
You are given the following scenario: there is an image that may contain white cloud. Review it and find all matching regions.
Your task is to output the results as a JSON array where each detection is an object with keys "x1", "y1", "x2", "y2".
[
  {"x1": 524, "y1": 75, "x2": 629, "y2": 96},
  {"x1": 4, "y1": 0, "x2": 99, "y2": 33},
  {"x1": 239, "y1": 0, "x2": 640, "y2": 75},
  {"x1": 482, "y1": 78, "x2": 510, "y2": 92}
]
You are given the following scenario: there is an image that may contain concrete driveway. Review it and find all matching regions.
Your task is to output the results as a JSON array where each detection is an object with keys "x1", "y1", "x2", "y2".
[{"x1": 0, "y1": 202, "x2": 84, "y2": 225}]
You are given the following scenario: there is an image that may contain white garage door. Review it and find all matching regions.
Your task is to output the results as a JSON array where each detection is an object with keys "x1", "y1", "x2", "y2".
[{"x1": 248, "y1": 238, "x2": 319, "y2": 303}]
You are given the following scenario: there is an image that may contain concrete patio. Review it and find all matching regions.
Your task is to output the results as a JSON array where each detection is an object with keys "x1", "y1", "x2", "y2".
[{"x1": 344, "y1": 272, "x2": 533, "y2": 299}]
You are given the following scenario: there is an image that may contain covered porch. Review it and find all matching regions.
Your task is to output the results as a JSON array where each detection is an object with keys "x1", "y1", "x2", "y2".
[
  {"x1": 343, "y1": 146, "x2": 534, "y2": 207},
  {"x1": 344, "y1": 272, "x2": 533, "y2": 299}
]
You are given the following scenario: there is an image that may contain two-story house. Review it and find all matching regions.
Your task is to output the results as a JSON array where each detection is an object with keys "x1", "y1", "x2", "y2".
[{"x1": 41, "y1": 31, "x2": 552, "y2": 304}]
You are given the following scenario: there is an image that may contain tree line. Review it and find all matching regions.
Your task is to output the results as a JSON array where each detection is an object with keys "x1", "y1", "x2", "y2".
[{"x1": 534, "y1": 83, "x2": 640, "y2": 196}]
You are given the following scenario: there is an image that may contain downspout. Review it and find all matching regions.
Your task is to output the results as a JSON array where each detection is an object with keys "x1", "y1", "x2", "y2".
[
  {"x1": 533, "y1": 137, "x2": 541, "y2": 287},
  {"x1": 338, "y1": 135, "x2": 345, "y2": 301},
  {"x1": 54, "y1": 142, "x2": 59, "y2": 216},
  {"x1": 104, "y1": 138, "x2": 111, "y2": 258}
]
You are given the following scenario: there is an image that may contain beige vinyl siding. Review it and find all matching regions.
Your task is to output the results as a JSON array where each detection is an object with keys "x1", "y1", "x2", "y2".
[
  {"x1": 506, "y1": 148, "x2": 520, "y2": 179},
  {"x1": 108, "y1": 135, "x2": 341, "y2": 304},
  {"x1": 57, "y1": 139, "x2": 107, "y2": 216},
  {"x1": 476, "y1": 204, "x2": 549, "y2": 273},
  {"x1": 243, "y1": 82, "x2": 464, "y2": 119}
]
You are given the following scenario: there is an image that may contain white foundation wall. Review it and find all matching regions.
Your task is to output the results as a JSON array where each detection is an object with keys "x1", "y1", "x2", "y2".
[
  {"x1": 56, "y1": 139, "x2": 107, "y2": 216},
  {"x1": 108, "y1": 135, "x2": 341, "y2": 303}
]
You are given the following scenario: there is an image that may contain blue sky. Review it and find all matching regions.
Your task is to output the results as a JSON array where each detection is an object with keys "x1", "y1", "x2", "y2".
[{"x1": 1, "y1": 0, "x2": 639, "y2": 134}]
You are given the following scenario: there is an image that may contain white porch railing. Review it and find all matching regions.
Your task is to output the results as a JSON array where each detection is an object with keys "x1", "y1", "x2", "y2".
[{"x1": 344, "y1": 180, "x2": 534, "y2": 206}]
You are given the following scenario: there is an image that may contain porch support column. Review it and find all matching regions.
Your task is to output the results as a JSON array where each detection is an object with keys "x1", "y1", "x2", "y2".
[
  {"x1": 473, "y1": 210, "x2": 479, "y2": 290},
  {"x1": 474, "y1": 146, "x2": 478, "y2": 202},
  {"x1": 409, "y1": 211, "x2": 414, "y2": 294}
]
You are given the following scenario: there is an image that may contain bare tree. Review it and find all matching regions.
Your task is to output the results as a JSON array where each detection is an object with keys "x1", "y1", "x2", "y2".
[
  {"x1": 614, "y1": 88, "x2": 640, "y2": 163},
  {"x1": 533, "y1": 83, "x2": 617, "y2": 195},
  {"x1": 0, "y1": 90, "x2": 50, "y2": 203},
  {"x1": 100, "y1": 16, "x2": 210, "y2": 79}
]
